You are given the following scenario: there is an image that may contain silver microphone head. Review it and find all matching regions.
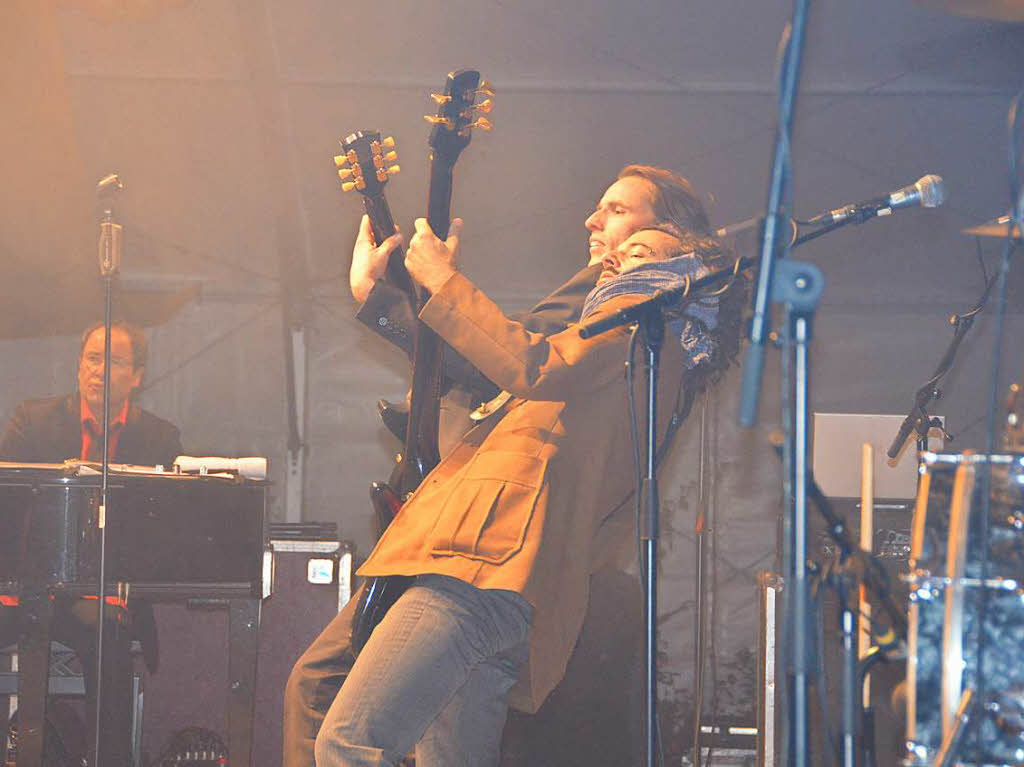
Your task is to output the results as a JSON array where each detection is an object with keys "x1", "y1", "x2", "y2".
[{"x1": 915, "y1": 174, "x2": 946, "y2": 208}]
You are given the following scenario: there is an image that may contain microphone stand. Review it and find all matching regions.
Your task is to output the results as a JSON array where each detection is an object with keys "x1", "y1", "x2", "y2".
[
  {"x1": 581, "y1": 203, "x2": 917, "y2": 767},
  {"x1": 93, "y1": 173, "x2": 123, "y2": 767},
  {"x1": 802, "y1": 464, "x2": 908, "y2": 767},
  {"x1": 734, "y1": 6, "x2": 812, "y2": 764},
  {"x1": 581, "y1": 258, "x2": 756, "y2": 767},
  {"x1": 772, "y1": 436, "x2": 909, "y2": 767},
  {"x1": 885, "y1": 274, "x2": 995, "y2": 463},
  {"x1": 638, "y1": 306, "x2": 664, "y2": 767}
]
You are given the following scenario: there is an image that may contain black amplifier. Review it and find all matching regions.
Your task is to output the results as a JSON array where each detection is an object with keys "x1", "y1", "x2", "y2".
[{"x1": 141, "y1": 536, "x2": 354, "y2": 767}]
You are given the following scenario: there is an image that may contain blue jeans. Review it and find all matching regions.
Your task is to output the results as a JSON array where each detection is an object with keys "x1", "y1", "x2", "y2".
[{"x1": 312, "y1": 574, "x2": 531, "y2": 767}]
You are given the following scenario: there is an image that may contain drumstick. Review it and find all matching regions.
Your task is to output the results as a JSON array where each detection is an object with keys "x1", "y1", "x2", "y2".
[{"x1": 859, "y1": 442, "x2": 874, "y2": 707}]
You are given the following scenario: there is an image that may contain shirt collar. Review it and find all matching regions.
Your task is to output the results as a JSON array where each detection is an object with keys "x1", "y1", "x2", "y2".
[{"x1": 80, "y1": 394, "x2": 130, "y2": 431}]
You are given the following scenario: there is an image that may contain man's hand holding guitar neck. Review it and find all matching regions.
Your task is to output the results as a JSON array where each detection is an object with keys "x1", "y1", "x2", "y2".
[
  {"x1": 405, "y1": 217, "x2": 462, "y2": 295},
  {"x1": 350, "y1": 213, "x2": 403, "y2": 303}
]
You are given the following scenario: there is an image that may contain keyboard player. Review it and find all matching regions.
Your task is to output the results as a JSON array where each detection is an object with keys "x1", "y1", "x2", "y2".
[{"x1": 0, "y1": 320, "x2": 181, "y2": 767}]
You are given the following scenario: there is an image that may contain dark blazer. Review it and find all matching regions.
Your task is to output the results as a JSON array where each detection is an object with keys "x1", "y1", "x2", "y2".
[
  {"x1": 0, "y1": 394, "x2": 182, "y2": 467},
  {"x1": 355, "y1": 263, "x2": 601, "y2": 401}
]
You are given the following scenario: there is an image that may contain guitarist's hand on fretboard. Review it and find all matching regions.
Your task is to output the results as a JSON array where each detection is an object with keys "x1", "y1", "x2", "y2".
[
  {"x1": 351, "y1": 213, "x2": 405, "y2": 303},
  {"x1": 405, "y1": 217, "x2": 462, "y2": 294}
]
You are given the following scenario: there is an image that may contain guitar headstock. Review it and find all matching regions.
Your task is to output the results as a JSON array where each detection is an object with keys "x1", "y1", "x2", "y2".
[
  {"x1": 334, "y1": 130, "x2": 401, "y2": 200},
  {"x1": 424, "y1": 69, "x2": 494, "y2": 167}
]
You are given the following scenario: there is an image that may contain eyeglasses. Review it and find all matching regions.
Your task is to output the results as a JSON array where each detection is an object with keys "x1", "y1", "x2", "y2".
[{"x1": 81, "y1": 352, "x2": 134, "y2": 371}]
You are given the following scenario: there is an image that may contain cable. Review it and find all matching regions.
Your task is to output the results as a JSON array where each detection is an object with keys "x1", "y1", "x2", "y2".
[
  {"x1": 705, "y1": 398, "x2": 722, "y2": 767},
  {"x1": 627, "y1": 324, "x2": 645, "y2": 584}
]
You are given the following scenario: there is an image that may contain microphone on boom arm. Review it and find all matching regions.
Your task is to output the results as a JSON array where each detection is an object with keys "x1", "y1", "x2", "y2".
[{"x1": 805, "y1": 174, "x2": 947, "y2": 227}]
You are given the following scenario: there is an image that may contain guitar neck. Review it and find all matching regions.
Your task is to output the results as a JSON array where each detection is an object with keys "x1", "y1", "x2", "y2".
[
  {"x1": 362, "y1": 193, "x2": 416, "y2": 304},
  {"x1": 394, "y1": 156, "x2": 460, "y2": 490},
  {"x1": 425, "y1": 156, "x2": 455, "y2": 242}
]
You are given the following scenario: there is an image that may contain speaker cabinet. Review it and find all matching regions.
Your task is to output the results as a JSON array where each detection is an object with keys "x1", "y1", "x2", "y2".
[{"x1": 140, "y1": 539, "x2": 353, "y2": 767}]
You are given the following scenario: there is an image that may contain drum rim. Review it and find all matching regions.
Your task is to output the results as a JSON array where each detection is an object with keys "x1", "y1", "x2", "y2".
[
  {"x1": 941, "y1": 461, "x2": 973, "y2": 737},
  {"x1": 921, "y1": 451, "x2": 1024, "y2": 465}
]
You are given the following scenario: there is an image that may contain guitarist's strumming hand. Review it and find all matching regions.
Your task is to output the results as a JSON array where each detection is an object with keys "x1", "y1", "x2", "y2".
[
  {"x1": 350, "y1": 213, "x2": 404, "y2": 303},
  {"x1": 405, "y1": 217, "x2": 463, "y2": 295}
]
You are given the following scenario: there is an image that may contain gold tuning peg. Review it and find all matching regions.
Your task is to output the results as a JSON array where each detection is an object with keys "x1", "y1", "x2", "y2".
[
  {"x1": 477, "y1": 80, "x2": 495, "y2": 97},
  {"x1": 384, "y1": 151, "x2": 398, "y2": 162},
  {"x1": 424, "y1": 115, "x2": 454, "y2": 128},
  {"x1": 382, "y1": 136, "x2": 396, "y2": 149},
  {"x1": 431, "y1": 93, "x2": 452, "y2": 105},
  {"x1": 387, "y1": 164, "x2": 401, "y2": 176},
  {"x1": 337, "y1": 167, "x2": 354, "y2": 180},
  {"x1": 333, "y1": 154, "x2": 349, "y2": 168},
  {"x1": 341, "y1": 181, "x2": 357, "y2": 192},
  {"x1": 470, "y1": 117, "x2": 493, "y2": 131},
  {"x1": 474, "y1": 98, "x2": 494, "y2": 114},
  {"x1": 376, "y1": 168, "x2": 388, "y2": 182}
]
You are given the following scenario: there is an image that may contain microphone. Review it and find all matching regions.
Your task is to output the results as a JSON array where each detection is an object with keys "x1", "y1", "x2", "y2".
[
  {"x1": 806, "y1": 174, "x2": 946, "y2": 226},
  {"x1": 97, "y1": 172, "x2": 124, "y2": 276},
  {"x1": 97, "y1": 215, "x2": 123, "y2": 276}
]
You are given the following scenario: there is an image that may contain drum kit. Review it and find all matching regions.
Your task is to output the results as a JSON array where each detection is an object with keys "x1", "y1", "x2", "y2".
[
  {"x1": 888, "y1": 0, "x2": 1023, "y2": 755},
  {"x1": 895, "y1": 228, "x2": 1023, "y2": 763},
  {"x1": 906, "y1": 448, "x2": 1024, "y2": 765},
  {"x1": 893, "y1": 170, "x2": 1024, "y2": 761}
]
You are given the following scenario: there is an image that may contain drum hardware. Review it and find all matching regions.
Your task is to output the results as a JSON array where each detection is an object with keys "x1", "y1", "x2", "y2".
[
  {"x1": 920, "y1": 450, "x2": 1024, "y2": 467},
  {"x1": 930, "y1": 689, "x2": 1024, "y2": 767},
  {"x1": 885, "y1": 255, "x2": 994, "y2": 463},
  {"x1": 796, "y1": 464, "x2": 909, "y2": 767},
  {"x1": 905, "y1": 573, "x2": 1022, "y2": 593},
  {"x1": 906, "y1": 451, "x2": 1024, "y2": 766},
  {"x1": 771, "y1": 428, "x2": 911, "y2": 766},
  {"x1": 990, "y1": 689, "x2": 1024, "y2": 741},
  {"x1": 886, "y1": 213, "x2": 1011, "y2": 475},
  {"x1": 1004, "y1": 383, "x2": 1024, "y2": 450},
  {"x1": 933, "y1": 688, "x2": 980, "y2": 767}
]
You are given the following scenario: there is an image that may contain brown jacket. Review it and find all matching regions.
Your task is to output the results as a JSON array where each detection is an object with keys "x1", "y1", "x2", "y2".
[
  {"x1": 357, "y1": 271, "x2": 686, "y2": 712},
  {"x1": 355, "y1": 263, "x2": 601, "y2": 402}
]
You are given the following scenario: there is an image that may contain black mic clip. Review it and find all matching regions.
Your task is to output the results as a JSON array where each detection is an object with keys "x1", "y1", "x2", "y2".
[
  {"x1": 808, "y1": 198, "x2": 889, "y2": 227},
  {"x1": 848, "y1": 198, "x2": 892, "y2": 223}
]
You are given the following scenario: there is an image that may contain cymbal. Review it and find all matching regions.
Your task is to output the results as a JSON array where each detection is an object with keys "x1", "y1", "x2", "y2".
[
  {"x1": 915, "y1": 0, "x2": 1024, "y2": 20},
  {"x1": 962, "y1": 215, "x2": 1022, "y2": 238}
]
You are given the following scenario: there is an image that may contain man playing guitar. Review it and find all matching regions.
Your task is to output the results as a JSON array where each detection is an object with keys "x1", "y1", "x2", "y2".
[{"x1": 284, "y1": 166, "x2": 745, "y2": 766}]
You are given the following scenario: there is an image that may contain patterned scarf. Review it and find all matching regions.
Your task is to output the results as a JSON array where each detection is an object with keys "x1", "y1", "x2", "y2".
[{"x1": 580, "y1": 254, "x2": 719, "y2": 370}]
